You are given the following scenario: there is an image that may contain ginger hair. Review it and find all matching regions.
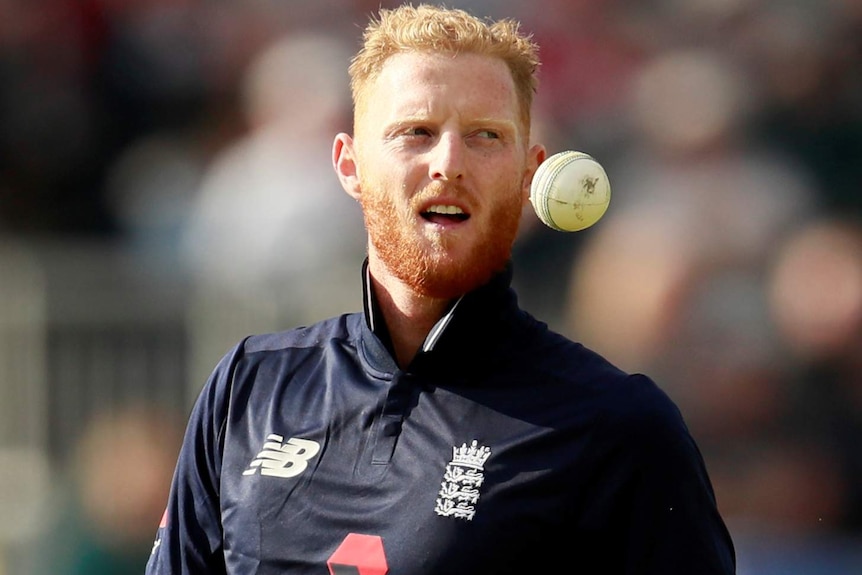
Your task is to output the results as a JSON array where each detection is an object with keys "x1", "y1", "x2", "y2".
[{"x1": 349, "y1": 3, "x2": 540, "y2": 132}]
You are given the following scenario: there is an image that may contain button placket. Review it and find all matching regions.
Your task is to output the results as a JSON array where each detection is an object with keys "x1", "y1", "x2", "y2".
[{"x1": 371, "y1": 373, "x2": 414, "y2": 465}]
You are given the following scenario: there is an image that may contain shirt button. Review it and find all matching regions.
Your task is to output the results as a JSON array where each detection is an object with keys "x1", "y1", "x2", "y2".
[{"x1": 382, "y1": 420, "x2": 402, "y2": 436}]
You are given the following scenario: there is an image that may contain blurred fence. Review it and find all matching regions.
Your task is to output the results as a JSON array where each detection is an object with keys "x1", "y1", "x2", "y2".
[
  {"x1": 0, "y1": 243, "x2": 49, "y2": 547},
  {"x1": 30, "y1": 242, "x2": 189, "y2": 459},
  {"x1": 0, "y1": 241, "x2": 190, "y2": 549}
]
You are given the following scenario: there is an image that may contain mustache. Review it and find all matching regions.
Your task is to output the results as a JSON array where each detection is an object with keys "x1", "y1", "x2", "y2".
[{"x1": 414, "y1": 180, "x2": 470, "y2": 201}]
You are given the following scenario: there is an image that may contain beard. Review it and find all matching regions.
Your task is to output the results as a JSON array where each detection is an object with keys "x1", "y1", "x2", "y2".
[{"x1": 358, "y1": 179, "x2": 524, "y2": 299}]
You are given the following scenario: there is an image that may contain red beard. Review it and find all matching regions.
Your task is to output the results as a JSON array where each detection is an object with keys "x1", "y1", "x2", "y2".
[{"x1": 359, "y1": 181, "x2": 523, "y2": 299}]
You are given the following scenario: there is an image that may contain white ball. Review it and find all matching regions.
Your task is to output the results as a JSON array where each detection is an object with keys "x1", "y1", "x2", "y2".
[{"x1": 529, "y1": 151, "x2": 611, "y2": 232}]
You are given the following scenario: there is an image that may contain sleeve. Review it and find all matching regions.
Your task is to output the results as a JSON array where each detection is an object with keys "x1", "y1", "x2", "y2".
[
  {"x1": 145, "y1": 341, "x2": 246, "y2": 575},
  {"x1": 604, "y1": 375, "x2": 737, "y2": 575}
]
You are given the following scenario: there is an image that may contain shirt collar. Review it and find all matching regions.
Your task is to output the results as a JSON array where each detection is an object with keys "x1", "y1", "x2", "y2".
[{"x1": 359, "y1": 258, "x2": 520, "y2": 375}]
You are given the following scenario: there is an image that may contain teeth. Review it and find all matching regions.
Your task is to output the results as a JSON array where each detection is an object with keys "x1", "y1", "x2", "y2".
[{"x1": 426, "y1": 205, "x2": 464, "y2": 215}]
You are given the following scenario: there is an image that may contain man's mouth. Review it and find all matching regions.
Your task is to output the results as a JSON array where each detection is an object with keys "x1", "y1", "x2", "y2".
[{"x1": 421, "y1": 204, "x2": 470, "y2": 224}]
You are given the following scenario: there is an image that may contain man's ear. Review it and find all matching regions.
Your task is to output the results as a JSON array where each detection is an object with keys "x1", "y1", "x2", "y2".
[
  {"x1": 333, "y1": 133, "x2": 361, "y2": 201},
  {"x1": 522, "y1": 143, "x2": 547, "y2": 201}
]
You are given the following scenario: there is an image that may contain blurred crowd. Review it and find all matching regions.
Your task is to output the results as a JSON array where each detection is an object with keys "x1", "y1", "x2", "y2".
[{"x1": 1, "y1": 0, "x2": 861, "y2": 573}]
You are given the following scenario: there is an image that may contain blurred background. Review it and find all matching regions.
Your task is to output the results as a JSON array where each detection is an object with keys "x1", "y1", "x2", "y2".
[{"x1": 0, "y1": 0, "x2": 860, "y2": 573}]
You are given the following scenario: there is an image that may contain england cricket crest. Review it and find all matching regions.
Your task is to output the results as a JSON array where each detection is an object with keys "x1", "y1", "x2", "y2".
[{"x1": 434, "y1": 440, "x2": 491, "y2": 521}]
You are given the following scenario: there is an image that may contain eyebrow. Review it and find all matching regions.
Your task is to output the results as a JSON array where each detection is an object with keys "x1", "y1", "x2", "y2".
[
  {"x1": 387, "y1": 116, "x2": 519, "y2": 133},
  {"x1": 468, "y1": 117, "x2": 518, "y2": 131}
]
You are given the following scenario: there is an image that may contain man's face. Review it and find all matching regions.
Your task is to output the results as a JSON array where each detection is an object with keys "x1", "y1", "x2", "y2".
[{"x1": 347, "y1": 51, "x2": 542, "y2": 298}]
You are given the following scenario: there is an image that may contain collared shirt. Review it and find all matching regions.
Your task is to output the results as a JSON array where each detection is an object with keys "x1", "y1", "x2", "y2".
[{"x1": 146, "y1": 261, "x2": 735, "y2": 574}]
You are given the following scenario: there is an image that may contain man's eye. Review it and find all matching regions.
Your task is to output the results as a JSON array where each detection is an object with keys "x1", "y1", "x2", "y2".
[
  {"x1": 406, "y1": 127, "x2": 432, "y2": 137},
  {"x1": 475, "y1": 130, "x2": 500, "y2": 140}
]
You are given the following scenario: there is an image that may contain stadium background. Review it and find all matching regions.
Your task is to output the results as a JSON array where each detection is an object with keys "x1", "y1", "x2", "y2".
[{"x1": 0, "y1": 0, "x2": 861, "y2": 573}]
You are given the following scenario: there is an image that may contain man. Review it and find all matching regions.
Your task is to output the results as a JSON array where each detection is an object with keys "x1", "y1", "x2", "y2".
[{"x1": 146, "y1": 4, "x2": 736, "y2": 574}]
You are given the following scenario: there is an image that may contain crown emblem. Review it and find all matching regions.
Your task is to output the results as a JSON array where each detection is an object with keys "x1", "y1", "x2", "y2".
[{"x1": 451, "y1": 440, "x2": 491, "y2": 469}]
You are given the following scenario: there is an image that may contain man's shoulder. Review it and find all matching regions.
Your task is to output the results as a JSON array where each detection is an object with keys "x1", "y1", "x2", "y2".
[
  {"x1": 195, "y1": 312, "x2": 364, "y2": 418},
  {"x1": 242, "y1": 312, "x2": 363, "y2": 356},
  {"x1": 522, "y1": 324, "x2": 631, "y2": 387},
  {"x1": 524, "y1": 326, "x2": 681, "y2": 428}
]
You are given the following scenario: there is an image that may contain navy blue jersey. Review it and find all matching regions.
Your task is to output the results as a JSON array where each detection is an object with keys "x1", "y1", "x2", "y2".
[{"x1": 146, "y1": 262, "x2": 735, "y2": 574}]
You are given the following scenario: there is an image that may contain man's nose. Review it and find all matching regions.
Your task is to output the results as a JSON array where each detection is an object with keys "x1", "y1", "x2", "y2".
[{"x1": 429, "y1": 132, "x2": 465, "y2": 181}]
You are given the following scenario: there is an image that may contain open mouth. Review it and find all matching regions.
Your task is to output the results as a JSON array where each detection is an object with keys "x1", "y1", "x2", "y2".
[{"x1": 421, "y1": 204, "x2": 470, "y2": 224}]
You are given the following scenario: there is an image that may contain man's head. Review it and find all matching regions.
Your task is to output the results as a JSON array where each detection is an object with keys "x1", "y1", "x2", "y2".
[{"x1": 333, "y1": 4, "x2": 545, "y2": 299}]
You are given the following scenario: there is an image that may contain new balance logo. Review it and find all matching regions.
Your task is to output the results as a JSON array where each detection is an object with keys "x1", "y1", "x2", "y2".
[{"x1": 243, "y1": 434, "x2": 321, "y2": 478}]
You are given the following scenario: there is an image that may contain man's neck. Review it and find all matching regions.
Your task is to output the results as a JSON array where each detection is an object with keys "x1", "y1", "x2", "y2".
[{"x1": 368, "y1": 261, "x2": 452, "y2": 369}]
